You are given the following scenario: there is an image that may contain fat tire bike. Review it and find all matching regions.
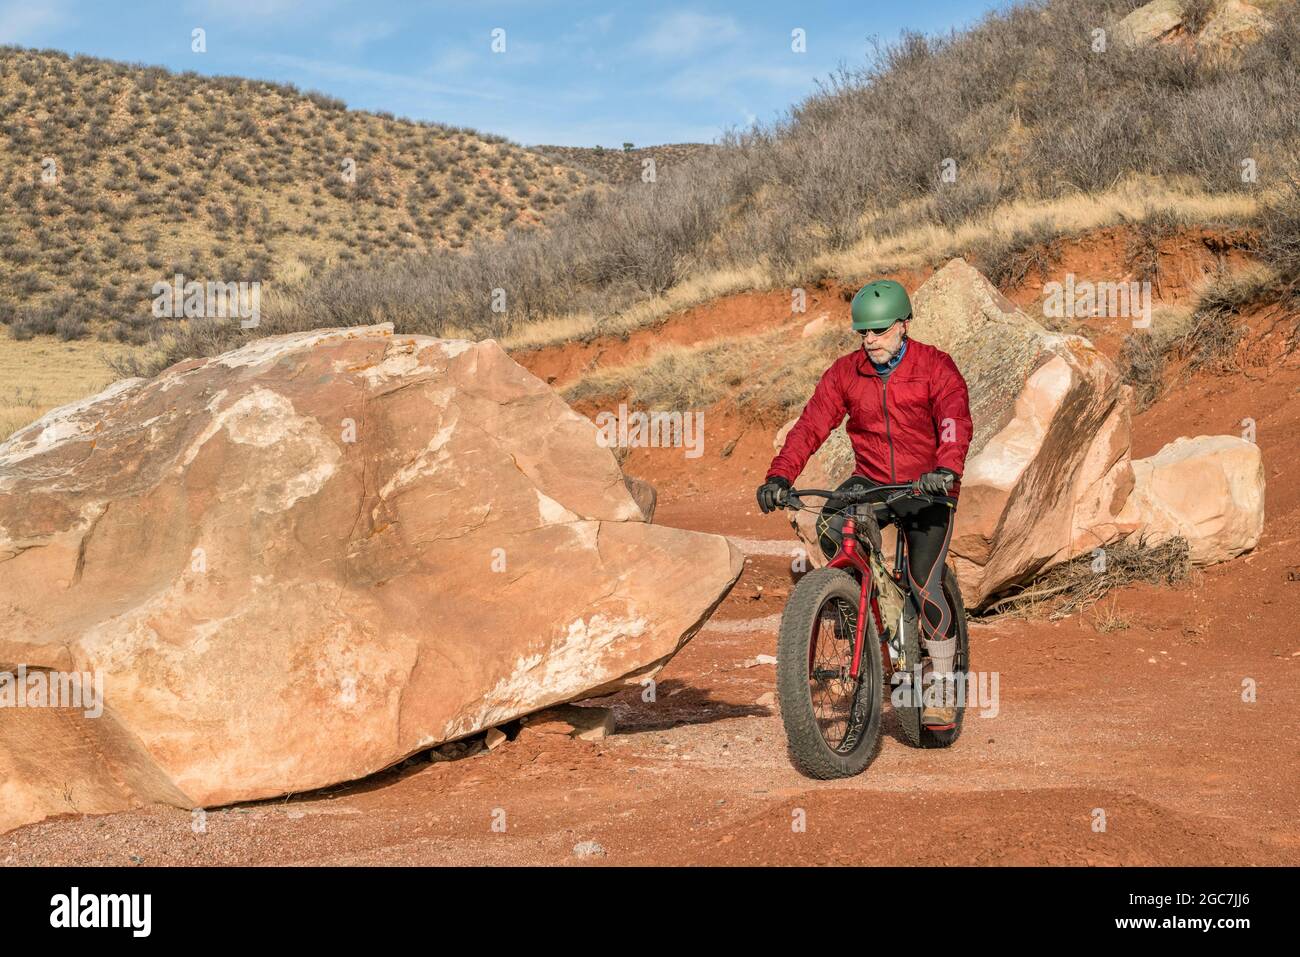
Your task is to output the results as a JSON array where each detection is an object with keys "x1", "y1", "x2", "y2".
[{"x1": 774, "y1": 483, "x2": 970, "y2": 779}]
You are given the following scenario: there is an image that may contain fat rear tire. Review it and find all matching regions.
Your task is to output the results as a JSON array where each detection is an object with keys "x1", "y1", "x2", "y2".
[{"x1": 896, "y1": 564, "x2": 970, "y2": 749}]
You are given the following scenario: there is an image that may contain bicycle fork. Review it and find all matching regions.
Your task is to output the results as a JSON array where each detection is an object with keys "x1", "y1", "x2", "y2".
[{"x1": 827, "y1": 515, "x2": 888, "y2": 685}]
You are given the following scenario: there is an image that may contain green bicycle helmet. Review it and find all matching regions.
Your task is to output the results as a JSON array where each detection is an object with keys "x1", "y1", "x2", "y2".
[{"x1": 850, "y1": 279, "x2": 912, "y2": 331}]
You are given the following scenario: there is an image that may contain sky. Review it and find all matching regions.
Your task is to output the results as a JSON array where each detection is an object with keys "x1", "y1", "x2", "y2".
[{"x1": 0, "y1": 1, "x2": 1011, "y2": 147}]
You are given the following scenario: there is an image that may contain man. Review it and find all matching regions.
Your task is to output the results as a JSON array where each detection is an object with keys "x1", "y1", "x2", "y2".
[{"x1": 756, "y1": 279, "x2": 973, "y2": 725}]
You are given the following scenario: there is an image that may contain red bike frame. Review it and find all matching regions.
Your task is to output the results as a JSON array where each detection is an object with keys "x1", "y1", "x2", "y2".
[{"x1": 822, "y1": 515, "x2": 892, "y2": 685}]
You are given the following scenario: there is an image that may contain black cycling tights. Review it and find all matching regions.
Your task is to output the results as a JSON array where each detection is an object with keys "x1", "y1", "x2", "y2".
[{"x1": 816, "y1": 475, "x2": 955, "y2": 645}]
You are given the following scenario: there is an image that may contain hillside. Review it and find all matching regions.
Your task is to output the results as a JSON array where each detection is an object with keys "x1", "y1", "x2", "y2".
[
  {"x1": 533, "y1": 143, "x2": 716, "y2": 185},
  {"x1": 0, "y1": 46, "x2": 594, "y2": 345},
  {"x1": 71, "y1": 0, "x2": 1293, "y2": 381}
]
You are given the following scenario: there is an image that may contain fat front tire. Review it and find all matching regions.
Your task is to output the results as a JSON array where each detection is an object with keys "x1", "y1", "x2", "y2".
[{"x1": 776, "y1": 567, "x2": 883, "y2": 779}]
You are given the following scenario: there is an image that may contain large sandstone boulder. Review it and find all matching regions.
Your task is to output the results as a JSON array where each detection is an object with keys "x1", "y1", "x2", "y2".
[
  {"x1": 0, "y1": 324, "x2": 742, "y2": 834},
  {"x1": 1117, "y1": 434, "x2": 1265, "y2": 563},
  {"x1": 775, "y1": 258, "x2": 1137, "y2": 608}
]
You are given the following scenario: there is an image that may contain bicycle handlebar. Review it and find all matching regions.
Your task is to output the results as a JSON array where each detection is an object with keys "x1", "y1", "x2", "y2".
[{"x1": 785, "y1": 483, "x2": 955, "y2": 511}]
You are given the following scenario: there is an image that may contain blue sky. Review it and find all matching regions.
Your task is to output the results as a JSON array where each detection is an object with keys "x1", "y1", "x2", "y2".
[{"x1": 1, "y1": 1, "x2": 1010, "y2": 146}]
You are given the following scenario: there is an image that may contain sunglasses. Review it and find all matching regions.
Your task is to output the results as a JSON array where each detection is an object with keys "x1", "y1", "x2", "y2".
[{"x1": 858, "y1": 320, "x2": 899, "y2": 338}]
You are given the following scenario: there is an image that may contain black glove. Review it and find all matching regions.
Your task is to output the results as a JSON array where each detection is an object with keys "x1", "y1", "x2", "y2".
[
  {"x1": 757, "y1": 475, "x2": 792, "y2": 514},
  {"x1": 913, "y1": 468, "x2": 956, "y2": 496}
]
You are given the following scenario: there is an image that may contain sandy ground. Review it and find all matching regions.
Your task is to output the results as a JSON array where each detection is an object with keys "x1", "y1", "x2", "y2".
[{"x1": 4, "y1": 546, "x2": 1295, "y2": 864}]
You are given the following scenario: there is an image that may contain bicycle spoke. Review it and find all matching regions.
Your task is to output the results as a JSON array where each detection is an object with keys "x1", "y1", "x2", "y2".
[{"x1": 808, "y1": 596, "x2": 863, "y2": 752}]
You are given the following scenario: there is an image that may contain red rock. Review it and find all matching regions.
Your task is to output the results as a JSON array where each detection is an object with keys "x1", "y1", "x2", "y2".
[{"x1": 0, "y1": 324, "x2": 740, "y2": 833}]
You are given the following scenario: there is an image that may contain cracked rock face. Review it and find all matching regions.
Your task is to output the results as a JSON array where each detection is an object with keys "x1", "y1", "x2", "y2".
[{"x1": 0, "y1": 324, "x2": 742, "y2": 832}]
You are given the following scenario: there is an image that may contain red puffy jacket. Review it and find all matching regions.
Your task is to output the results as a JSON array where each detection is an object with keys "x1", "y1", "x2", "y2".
[{"x1": 766, "y1": 339, "x2": 973, "y2": 495}]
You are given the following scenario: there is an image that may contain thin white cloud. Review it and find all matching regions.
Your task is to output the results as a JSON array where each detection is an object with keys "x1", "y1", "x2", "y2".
[
  {"x1": 188, "y1": 0, "x2": 308, "y2": 20},
  {"x1": 635, "y1": 11, "x2": 741, "y2": 58},
  {"x1": 430, "y1": 47, "x2": 477, "y2": 75},
  {"x1": 254, "y1": 52, "x2": 551, "y2": 106},
  {"x1": 561, "y1": 12, "x2": 615, "y2": 45},
  {"x1": 330, "y1": 19, "x2": 396, "y2": 51},
  {"x1": 0, "y1": 0, "x2": 71, "y2": 44}
]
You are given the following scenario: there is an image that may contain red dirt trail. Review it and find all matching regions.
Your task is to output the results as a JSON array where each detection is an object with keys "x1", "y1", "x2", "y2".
[{"x1": 5, "y1": 234, "x2": 1298, "y2": 866}]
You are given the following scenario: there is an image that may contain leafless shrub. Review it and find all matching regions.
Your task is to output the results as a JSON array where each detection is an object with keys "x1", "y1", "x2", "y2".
[
  {"x1": 1180, "y1": 266, "x2": 1267, "y2": 368},
  {"x1": 983, "y1": 536, "x2": 1191, "y2": 619},
  {"x1": 1119, "y1": 267, "x2": 1271, "y2": 407},
  {"x1": 1256, "y1": 172, "x2": 1300, "y2": 302},
  {"x1": 968, "y1": 220, "x2": 1063, "y2": 289},
  {"x1": 1118, "y1": 327, "x2": 1172, "y2": 410},
  {"x1": 1121, "y1": 206, "x2": 1187, "y2": 286}
]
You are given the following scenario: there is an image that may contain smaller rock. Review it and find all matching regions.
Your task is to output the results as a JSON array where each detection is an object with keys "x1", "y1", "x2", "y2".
[
  {"x1": 755, "y1": 691, "x2": 776, "y2": 706},
  {"x1": 1118, "y1": 434, "x2": 1264, "y2": 564},
  {"x1": 485, "y1": 727, "x2": 508, "y2": 751},
  {"x1": 520, "y1": 704, "x2": 615, "y2": 741},
  {"x1": 573, "y1": 840, "x2": 606, "y2": 858},
  {"x1": 801, "y1": 314, "x2": 830, "y2": 338},
  {"x1": 1198, "y1": 0, "x2": 1273, "y2": 51},
  {"x1": 435, "y1": 738, "x2": 485, "y2": 760},
  {"x1": 1114, "y1": 0, "x2": 1185, "y2": 48},
  {"x1": 622, "y1": 475, "x2": 658, "y2": 522},
  {"x1": 743, "y1": 654, "x2": 778, "y2": 668}
]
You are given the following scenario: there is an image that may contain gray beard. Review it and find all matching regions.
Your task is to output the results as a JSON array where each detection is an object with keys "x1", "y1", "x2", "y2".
[{"x1": 864, "y1": 337, "x2": 904, "y2": 362}]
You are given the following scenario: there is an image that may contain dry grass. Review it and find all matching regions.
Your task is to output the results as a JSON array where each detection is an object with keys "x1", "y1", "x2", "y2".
[
  {"x1": 0, "y1": 335, "x2": 144, "y2": 440},
  {"x1": 1117, "y1": 303, "x2": 1197, "y2": 409},
  {"x1": 1087, "y1": 596, "x2": 1133, "y2": 634},
  {"x1": 816, "y1": 178, "x2": 1259, "y2": 283},
  {"x1": 496, "y1": 266, "x2": 766, "y2": 351},
  {"x1": 563, "y1": 322, "x2": 856, "y2": 421},
  {"x1": 1180, "y1": 265, "x2": 1276, "y2": 366},
  {"x1": 564, "y1": 333, "x2": 775, "y2": 411},
  {"x1": 981, "y1": 537, "x2": 1192, "y2": 620}
]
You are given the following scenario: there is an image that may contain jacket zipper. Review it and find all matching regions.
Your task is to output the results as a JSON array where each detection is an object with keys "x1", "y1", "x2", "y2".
[{"x1": 878, "y1": 375, "x2": 897, "y2": 481}]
